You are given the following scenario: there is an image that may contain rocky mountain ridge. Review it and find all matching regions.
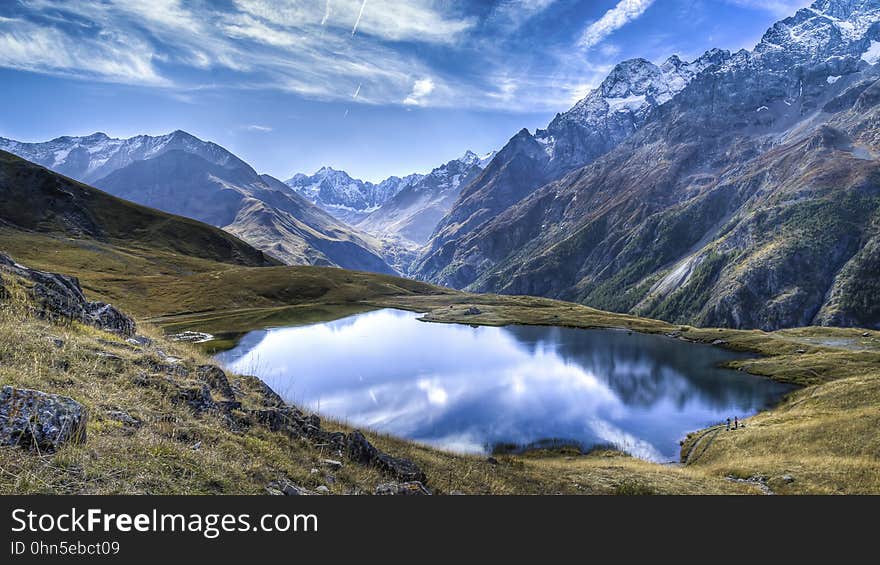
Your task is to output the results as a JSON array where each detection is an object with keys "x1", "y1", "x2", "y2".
[
  {"x1": 412, "y1": 0, "x2": 880, "y2": 330},
  {"x1": 412, "y1": 48, "x2": 734, "y2": 279},
  {"x1": 0, "y1": 132, "x2": 395, "y2": 273},
  {"x1": 285, "y1": 150, "x2": 493, "y2": 225}
]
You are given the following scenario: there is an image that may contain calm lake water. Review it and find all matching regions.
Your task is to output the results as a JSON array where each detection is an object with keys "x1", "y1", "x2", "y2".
[{"x1": 215, "y1": 309, "x2": 793, "y2": 461}]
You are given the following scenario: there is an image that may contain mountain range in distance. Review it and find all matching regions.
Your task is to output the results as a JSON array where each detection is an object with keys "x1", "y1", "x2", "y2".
[
  {"x1": 0, "y1": 130, "x2": 396, "y2": 274},
  {"x1": 284, "y1": 150, "x2": 495, "y2": 236},
  {"x1": 2, "y1": 0, "x2": 878, "y2": 331}
]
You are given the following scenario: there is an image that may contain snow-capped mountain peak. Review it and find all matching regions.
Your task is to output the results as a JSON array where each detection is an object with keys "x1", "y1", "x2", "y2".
[
  {"x1": 285, "y1": 149, "x2": 494, "y2": 221},
  {"x1": 554, "y1": 48, "x2": 732, "y2": 134},
  {"x1": 519, "y1": 47, "x2": 733, "y2": 171},
  {"x1": 454, "y1": 150, "x2": 496, "y2": 169},
  {"x1": 755, "y1": 0, "x2": 880, "y2": 63},
  {"x1": 0, "y1": 130, "x2": 246, "y2": 184}
]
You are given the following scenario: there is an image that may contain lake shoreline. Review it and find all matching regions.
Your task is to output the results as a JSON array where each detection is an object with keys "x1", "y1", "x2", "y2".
[
  {"x1": 212, "y1": 308, "x2": 789, "y2": 462},
  {"x1": 149, "y1": 293, "x2": 880, "y2": 493}
]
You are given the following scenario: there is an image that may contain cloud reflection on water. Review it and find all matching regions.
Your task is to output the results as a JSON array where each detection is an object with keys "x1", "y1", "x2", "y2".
[{"x1": 217, "y1": 309, "x2": 792, "y2": 461}]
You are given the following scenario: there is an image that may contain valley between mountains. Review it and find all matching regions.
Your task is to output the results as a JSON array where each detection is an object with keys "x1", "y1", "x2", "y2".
[
  {"x1": 4, "y1": 0, "x2": 879, "y2": 332},
  {"x1": 0, "y1": 0, "x2": 878, "y2": 495},
  {"x1": 0, "y1": 148, "x2": 878, "y2": 494}
]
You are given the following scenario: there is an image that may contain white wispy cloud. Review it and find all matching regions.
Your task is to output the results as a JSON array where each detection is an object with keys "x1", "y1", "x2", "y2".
[
  {"x1": 245, "y1": 124, "x2": 273, "y2": 132},
  {"x1": 233, "y1": 0, "x2": 474, "y2": 45},
  {"x1": 403, "y1": 78, "x2": 435, "y2": 106},
  {"x1": 579, "y1": 0, "x2": 656, "y2": 49},
  {"x1": 489, "y1": 0, "x2": 558, "y2": 30},
  {"x1": 321, "y1": 0, "x2": 332, "y2": 26},
  {"x1": 0, "y1": 0, "x2": 722, "y2": 113},
  {"x1": 0, "y1": 16, "x2": 168, "y2": 85},
  {"x1": 4, "y1": 0, "x2": 444, "y2": 106},
  {"x1": 351, "y1": 0, "x2": 367, "y2": 36}
]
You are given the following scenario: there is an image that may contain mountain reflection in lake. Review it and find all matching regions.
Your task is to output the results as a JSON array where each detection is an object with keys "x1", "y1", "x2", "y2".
[{"x1": 215, "y1": 309, "x2": 793, "y2": 461}]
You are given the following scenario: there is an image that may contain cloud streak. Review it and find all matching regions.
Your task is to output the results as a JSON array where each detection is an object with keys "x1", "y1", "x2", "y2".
[
  {"x1": 321, "y1": 0, "x2": 331, "y2": 25},
  {"x1": 352, "y1": 0, "x2": 367, "y2": 36},
  {"x1": 579, "y1": 0, "x2": 656, "y2": 49}
]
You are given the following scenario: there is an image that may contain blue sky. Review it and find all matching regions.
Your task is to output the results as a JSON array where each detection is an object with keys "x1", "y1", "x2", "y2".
[{"x1": 0, "y1": 0, "x2": 811, "y2": 182}]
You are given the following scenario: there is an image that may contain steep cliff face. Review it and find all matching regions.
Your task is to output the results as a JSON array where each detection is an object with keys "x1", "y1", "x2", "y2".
[{"x1": 415, "y1": 0, "x2": 880, "y2": 330}]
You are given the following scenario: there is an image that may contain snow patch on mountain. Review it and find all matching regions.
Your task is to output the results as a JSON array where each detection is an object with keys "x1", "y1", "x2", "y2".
[
  {"x1": 285, "y1": 150, "x2": 493, "y2": 220},
  {"x1": 863, "y1": 40, "x2": 880, "y2": 63},
  {"x1": 0, "y1": 130, "x2": 245, "y2": 184}
]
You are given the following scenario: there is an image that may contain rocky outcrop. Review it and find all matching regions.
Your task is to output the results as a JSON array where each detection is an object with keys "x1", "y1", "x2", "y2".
[
  {"x1": 236, "y1": 374, "x2": 285, "y2": 407},
  {"x1": 196, "y1": 365, "x2": 235, "y2": 400},
  {"x1": 162, "y1": 361, "x2": 428, "y2": 486},
  {"x1": 0, "y1": 252, "x2": 135, "y2": 336},
  {"x1": 0, "y1": 386, "x2": 87, "y2": 451},
  {"x1": 347, "y1": 430, "x2": 427, "y2": 483}
]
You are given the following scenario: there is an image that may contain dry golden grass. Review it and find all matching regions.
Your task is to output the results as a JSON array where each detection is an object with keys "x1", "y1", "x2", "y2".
[
  {"x1": 0, "y1": 290, "x2": 757, "y2": 495},
  {"x1": 1, "y1": 235, "x2": 878, "y2": 494},
  {"x1": 687, "y1": 375, "x2": 880, "y2": 494}
]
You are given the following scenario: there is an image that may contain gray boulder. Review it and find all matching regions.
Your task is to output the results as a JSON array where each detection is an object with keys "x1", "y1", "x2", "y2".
[
  {"x1": 87, "y1": 303, "x2": 136, "y2": 337},
  {"x1": 196, "y1": 365, "x2": 235, "y2": 400},
  {"x1": 249, "y1": 406, "x2": 306, "y2": 432},
  {"x1": 173, "y1": 382, "x2": 215, "y2": 413},
  {"x1": 0, "y1": 386, "x2": 87, "y2": 451},
  {"x1": 347, "y1": 430, "x2": 427, "y2": 483}
]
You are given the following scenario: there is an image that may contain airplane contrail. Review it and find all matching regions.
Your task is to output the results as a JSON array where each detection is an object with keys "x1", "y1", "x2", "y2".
[
  {"x1": 353, "y1": 84, "x2": 361, "y2": 99},
  {"x1": 321, "y1": 0, "x2": 331, "y2": 25},
  {"x1": 352, "y1": 0, "x2": 367, "y2": 36}
]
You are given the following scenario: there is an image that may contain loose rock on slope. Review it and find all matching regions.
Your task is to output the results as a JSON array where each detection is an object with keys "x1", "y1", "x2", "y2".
[{"x1": 0, "y1": 386, "x2": 87, "y2": 451}]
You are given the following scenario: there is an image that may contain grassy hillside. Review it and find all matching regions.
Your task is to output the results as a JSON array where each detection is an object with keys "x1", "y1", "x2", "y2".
[
  {"x1": 0, "y1": 150, "x2": 445, "y2": 318},
  {"x1": 0, "y1": 277, "x2": 752, "y2": 495},
  {"x1": 3, "y1": 261, "x2": 877, "y2": 494},
  {"x1": 0, "y1": 150, "x2": 277, "y2": 269},
  {"x1": 1, "y1": 150, "x2": 878, "y2": 494}
]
